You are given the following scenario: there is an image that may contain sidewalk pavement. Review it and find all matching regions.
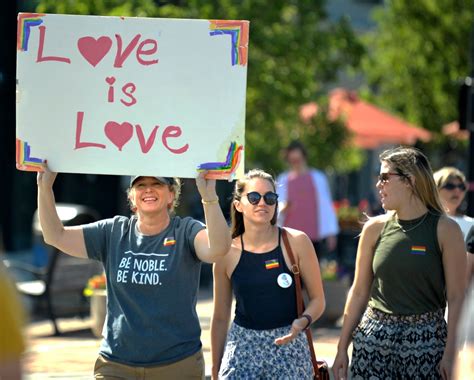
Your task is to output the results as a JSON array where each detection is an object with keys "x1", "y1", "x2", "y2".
[{"x1": 22, "y1": 286, "x2": 344, "y2": 379}]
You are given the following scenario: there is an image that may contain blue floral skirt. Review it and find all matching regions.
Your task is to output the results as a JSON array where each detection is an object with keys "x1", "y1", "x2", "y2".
[{"x1": 219, "y1": 322, "x2": 313, "y2": 380}]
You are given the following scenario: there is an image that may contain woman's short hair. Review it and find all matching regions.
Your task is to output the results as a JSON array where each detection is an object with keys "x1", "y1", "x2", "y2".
[
  {"x1": 433, "y1": 166, "x2": 466, "y2": 189},
  {"x1": 230, "y1": 169, "x2": 278, "y2": 238},
  {"x1": 127, "y1": 177, "x2": 182, "y2": 214},
  {"x1": 379, "y1": 146, "x2": 444, "y2": 214}
]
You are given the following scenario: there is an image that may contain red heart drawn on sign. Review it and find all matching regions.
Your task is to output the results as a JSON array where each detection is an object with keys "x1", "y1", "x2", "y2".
[
  {"x1": 77, "y1": 36, "x2": 113, "y2": 67},
  {"x1": 104, "y1": 121, "x2": 134, "y2": 151},
  {"x1": 106, "y1": 76, "x2": 116, "y2": 85}
]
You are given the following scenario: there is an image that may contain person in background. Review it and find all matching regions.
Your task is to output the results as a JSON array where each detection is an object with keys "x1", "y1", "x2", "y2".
[
  {"x1": 465, "y1": 226, "x2": 474, "y2": 284},
  {"x1": 0, "y1": 259, "x2": 25, "y2": 380},
  {"x1": 37, "y1": 164, "x2": 231, "y2": 379},
  {"x1": 332, "y1": 146, "x2": 466, "y2": 380},
  {"x1": 277, "y1": 140, "x2": 339, "y2": 259},
  {"x1": 211, "y1": 169, "x2": 325, "y2": 379},
  {"x1": 434, "y1": 166, "x2": 474, "y2": 238}
]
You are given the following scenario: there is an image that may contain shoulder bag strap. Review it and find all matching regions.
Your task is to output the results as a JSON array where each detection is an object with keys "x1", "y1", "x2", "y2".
[{"x1": 282, "y1": 228, "x2": 322, "y2": 380}]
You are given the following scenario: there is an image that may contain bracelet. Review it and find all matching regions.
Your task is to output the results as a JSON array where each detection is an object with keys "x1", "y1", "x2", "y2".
[
  {"x1": 201, "y1": 198, "x2": 219, "y2": 205},
  {"x1": 301, "y1": 314, "x2": 312, "y2": 330}
]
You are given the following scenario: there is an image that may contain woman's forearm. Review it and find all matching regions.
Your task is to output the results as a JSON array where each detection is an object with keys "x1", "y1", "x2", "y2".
[
  {"x1": 37, "y1": 182, "x2": 64, "y2": 247},
  {"x1": 445, "y1": 294, "x2": 465, "y2": 358},
  {"x1": 202, "y1": 201, "x2": 231, "y2": 259},
  {"x1": 303, "y1": 295, "x2": 325, "y2": 324},
  {"x1": 337, "y1": 287, "x2": 369, "y2": 352},
  {"x1": 210, "y1": 317, "x2": 230, "y2": 379}
]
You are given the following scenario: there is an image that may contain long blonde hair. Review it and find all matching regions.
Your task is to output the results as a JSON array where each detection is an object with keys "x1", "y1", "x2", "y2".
[
  {"x1": 379, "y1": 146, "x2": 444, "y2": 214},
  {"x1": 230, "y1": 169, "x2": 278, "y2": 239}
]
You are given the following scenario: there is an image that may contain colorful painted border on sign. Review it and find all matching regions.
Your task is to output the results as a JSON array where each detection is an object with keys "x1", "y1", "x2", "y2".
[
  {"x1": 198, "y1": 141, "x2": 243, "y2": 180},
  {"x1": 17, "y1": 13, "x2": 45, "y2": 52},
  {"x1": 16, "y1": 138, "x2": 44, "y2": 171},
  {"x1": 209, "y1": 20, "x2": 249, "y2": 66}
]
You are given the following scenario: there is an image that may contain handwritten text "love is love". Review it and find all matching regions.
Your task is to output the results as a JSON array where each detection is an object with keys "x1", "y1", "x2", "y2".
[{"x1": 36, "y1": 25, "x2": 189, "y2": 155}]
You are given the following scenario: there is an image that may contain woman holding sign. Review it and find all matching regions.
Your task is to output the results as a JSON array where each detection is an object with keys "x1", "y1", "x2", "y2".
[
  {"x1": 210, "y1": 169, "x2": 325, "y2": 379},
  {"x1": 37, "y1": 166, "x2": 231, "y2": 379}
]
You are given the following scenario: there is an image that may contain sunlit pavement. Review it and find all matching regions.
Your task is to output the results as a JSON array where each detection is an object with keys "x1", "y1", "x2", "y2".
[{"x1": 23, "y1": 286, "x2": 345, "y2": 379}]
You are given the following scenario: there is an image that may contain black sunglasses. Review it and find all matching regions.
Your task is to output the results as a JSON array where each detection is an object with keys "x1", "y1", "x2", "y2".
[
  {"x1": 442, "y1": 182, "x2": 467, "y2": 191},
  {"x1": 378, "y1": 172, "x2": 403, "y2": 182},
  {"x1": 246, "y1": 191, "x2": 279, "y2": 205}
]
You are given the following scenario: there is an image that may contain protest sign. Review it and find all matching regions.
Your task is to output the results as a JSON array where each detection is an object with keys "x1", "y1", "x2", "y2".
[{"x1": 16, "y1": 13, "x2": 248, "y2": 179}]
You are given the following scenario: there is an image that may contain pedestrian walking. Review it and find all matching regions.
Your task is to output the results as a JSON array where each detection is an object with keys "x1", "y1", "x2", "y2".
[
  {"x1": 332, "y1": 146, "x2": 467, "y2": 380},
  {"x1": 211, "y1": 169, "x2": 325, "y2": 379},
  {"x1": 37, "y1": 164, "x2": 231, "y2": 379},
  {"x1": 434, "y1": 166, "x2": 474, "y2": 238},
  {"x1": 277, "y1": 140, "x2": 339, "y2": 259}
]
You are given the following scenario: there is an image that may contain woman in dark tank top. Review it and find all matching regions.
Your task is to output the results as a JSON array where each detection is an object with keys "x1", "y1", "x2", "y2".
[
  {"x1": 211, "y1": 169, "x2": 325, "y2": 379},
  {"x1": 332, "y1": 147, "x2": 467, "y2": 380}
]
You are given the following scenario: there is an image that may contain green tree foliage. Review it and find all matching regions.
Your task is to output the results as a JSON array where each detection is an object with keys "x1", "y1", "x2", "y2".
[
  {"x1": 361, "y1": 0, "x2": 474, "y2": 132},
  {"x1": 36, "y1": 0, "x2": 365, "y2": 173}
]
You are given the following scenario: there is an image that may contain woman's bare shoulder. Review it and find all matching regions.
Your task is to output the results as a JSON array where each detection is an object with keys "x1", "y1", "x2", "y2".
[{"x1": 361, "y1": 214, "x2": 389, "y2": 239}]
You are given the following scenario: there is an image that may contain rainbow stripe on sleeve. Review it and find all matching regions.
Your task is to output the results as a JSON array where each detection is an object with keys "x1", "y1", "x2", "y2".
[
  {"x1": 16, "y1": 139, "x2": 44, "y2": 172},
  {"x1": 209, "y1": 20, "x2": 249, "y2": 66},
  {"x1": 197, "y1": 141, "x2": 243, "y2": 180},
  {"x1": 17, "y1": 13, "x2": 45, "y2": 52}
]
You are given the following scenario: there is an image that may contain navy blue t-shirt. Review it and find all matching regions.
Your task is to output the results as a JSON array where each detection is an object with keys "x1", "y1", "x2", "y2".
[{"x1": 83, "y1": 215, "x2": 205, "y2": 366}]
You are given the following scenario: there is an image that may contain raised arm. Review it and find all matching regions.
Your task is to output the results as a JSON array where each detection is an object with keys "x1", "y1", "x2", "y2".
[
  {"x1": 210, "y1": 256, "x2": 233, "y2": 380},
  {"x1": 437, "y1": 217, "x2": 468, "y2": 379},
  {"x1": 332, "y1": 217, "x2": 383, "y2": 380},
  {"x1": 274, "y1": 230, "x2": 325, "y2": 345},
  {"x1": 193, "y1": 172, "x2": 231, "y2": 263},
  {"x1": 37, "y1": 166, "x2": 88, "y2": 258}
]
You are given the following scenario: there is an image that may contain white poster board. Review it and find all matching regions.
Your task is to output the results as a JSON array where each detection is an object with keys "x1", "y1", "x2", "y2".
[{"x1": 16, "y1": 13, "x2": 248, "y2": 179}]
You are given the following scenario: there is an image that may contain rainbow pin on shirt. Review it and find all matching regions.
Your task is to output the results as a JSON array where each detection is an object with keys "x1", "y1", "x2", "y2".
[
  {"x1": 410, "y1": 245, "x2": 426, "y2": 255},
  {"x1": 164, "y1": 237, "x2": 176, "y2": 247},
  {"x1": 265, "y1": 259, "x2": 279, "y2": 270}
]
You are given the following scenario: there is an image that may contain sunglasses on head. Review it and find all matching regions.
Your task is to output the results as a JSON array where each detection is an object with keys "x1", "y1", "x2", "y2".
[
  {"x1": 246, "y1": 191, "x2": 279, "y2": 205},
  {"x1": 442, "y1": 182, "x2": 467, "y2": 191},
  {"x1": 378, "y1": 172, "x2": 403, "y2": 182}
]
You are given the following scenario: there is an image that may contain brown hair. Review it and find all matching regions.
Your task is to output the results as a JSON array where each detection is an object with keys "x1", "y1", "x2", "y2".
[
  {"x1": 379, "y1": 147, "x2": 444, "y2": 214},
  {"x1": 284, "y1": 140, "x2": 308, "y2": 161},
  {"x1": 230, "y1": 169, "x2": 278, "y2": 238}
]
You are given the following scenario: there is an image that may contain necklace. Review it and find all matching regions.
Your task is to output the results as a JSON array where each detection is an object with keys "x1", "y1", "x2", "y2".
[{"x1": 394, "y1": 212, "x2": 429, "y2": 233}]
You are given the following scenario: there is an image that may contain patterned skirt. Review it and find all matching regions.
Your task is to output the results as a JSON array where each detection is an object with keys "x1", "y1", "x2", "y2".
[
  {"x1": 350, "y1": 306, "x2": 447, "y2": 379},
  {"x1": 219, "y1": 322, "x2": 313, "y2": 380}
]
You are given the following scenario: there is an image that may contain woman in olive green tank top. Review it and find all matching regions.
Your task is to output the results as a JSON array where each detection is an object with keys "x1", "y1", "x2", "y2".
[{"x1": 332, "y1": 147, "x2": 467, "y2": 380}]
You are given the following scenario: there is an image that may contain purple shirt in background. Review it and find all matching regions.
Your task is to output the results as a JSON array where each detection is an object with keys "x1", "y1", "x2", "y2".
[{"x1": 283, "y1": 172, "x2": 320, "y2": 242}]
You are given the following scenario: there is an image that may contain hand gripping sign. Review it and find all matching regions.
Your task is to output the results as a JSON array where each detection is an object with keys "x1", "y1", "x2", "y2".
[{"x1": 16, "y1": 13, "x2": 248, "y2": 180}]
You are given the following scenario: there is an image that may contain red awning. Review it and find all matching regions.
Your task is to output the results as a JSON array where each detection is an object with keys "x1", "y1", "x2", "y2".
[{"x1": 300, "y1": 88, "x2": 432, "y2": 149}]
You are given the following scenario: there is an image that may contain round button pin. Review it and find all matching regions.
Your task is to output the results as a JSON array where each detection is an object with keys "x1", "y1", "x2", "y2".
[{"x1": 277, "y1": 273, "x2": 293, "y2": 288}]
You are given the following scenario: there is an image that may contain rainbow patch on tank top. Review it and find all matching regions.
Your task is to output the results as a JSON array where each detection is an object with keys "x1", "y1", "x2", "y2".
[
  {"x1": 265, "y1": 259, "x2": 279, "y2": 269},
  {"x1": 163, "y1": 237, "x2": 176, "y2": 246},
  {"x1": 410, "y1": 245, "x2": 426, "y2": 255}
]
